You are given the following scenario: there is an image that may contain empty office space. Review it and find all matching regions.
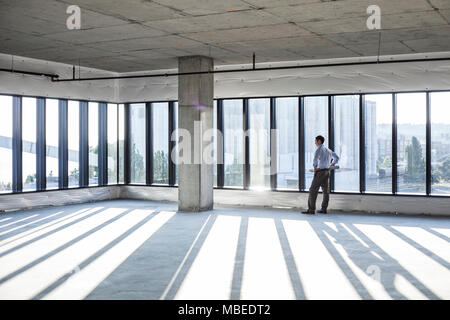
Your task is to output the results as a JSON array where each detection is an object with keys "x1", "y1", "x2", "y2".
[{"x1": 0, "y1": 0, "x2": 449, "y2": 302}]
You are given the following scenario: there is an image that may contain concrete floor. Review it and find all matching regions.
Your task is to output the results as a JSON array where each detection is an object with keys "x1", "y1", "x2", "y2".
[{"x1": 0, "y1": 200, "x2": 449, "y2": 300}]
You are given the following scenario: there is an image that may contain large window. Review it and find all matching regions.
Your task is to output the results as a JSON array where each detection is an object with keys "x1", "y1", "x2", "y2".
[
  {"x1": 4, "y1": 91, "x2": 450, "y2": 199},
  {"x1": 213, "y1": 100, "x2": 217, "y2": 187},
  {"x1": 107, "y1": 103, "x2": 118, "y2": 184},
  {"x1": 304, "y1": 96, "x2": 328, "y2": 190},
  {"x1": 430, "y1": 92, "x2": 450, "y2": 195},
  {"x1": 365, "y1": 94, "x2": 392, "y2": 193},
  {"x1": 397, "y1": 93, "x2": 426, "y2": 194},
  {"x1": 334, "y1": 95, "x2": 360, "y2": 192},
  {"x1": 22, "y1": 97, "x2": 37, "y2": 191},
  {"x1": 0, "y1": 96, "x2": 13, "y2": 193},
  {"x1": 130, "y1": 103, "x2": 146, "y2": 184},
  {"x1": 248, "y1": 98, "x2": 270, "y2": 189},
  {"x1": 174, "y1": 102, "x2": 178, "y2": 185},
  {"x1": 118, "y1": 104, "x2": 125, "y2": 184},
  {"x1": 152, "y1": 103, "x2": 169, "y2": 184},
  {"x1": 88, "y1": 102, "x2": 99, "y2": 186},
  {"x1": 46, "y1": 99, "x2": 59, "y2": 189},
  {"x1": 276, "y1": 97, "x2": 298, "y2": 189},
  {"x1": 68, "y1": 101, "x2": 79, "y2": 187},
  {"x1": 223, "y1": 99, "x2": 243, "y2": 187}
]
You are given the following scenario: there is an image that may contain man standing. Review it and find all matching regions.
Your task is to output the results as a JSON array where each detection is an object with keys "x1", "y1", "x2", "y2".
[{"x1": 302, "y1": 135, "x2": 339, "y2": 215}]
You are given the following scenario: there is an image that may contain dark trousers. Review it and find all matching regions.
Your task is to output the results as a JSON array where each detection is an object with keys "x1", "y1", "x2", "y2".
[{"x1": 308, "y1": 170, "x2": 330, "y2": 211}]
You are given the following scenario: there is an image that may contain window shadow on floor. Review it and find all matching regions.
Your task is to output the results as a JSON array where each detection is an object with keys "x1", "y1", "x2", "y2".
[
  {"x1": 308, "y1": 220, "x2": 440, "y2": 299},
  {"x1": 0, "y1": 206, "x2": 135, "y2": 294},
  {"x1": 384, "y1": 225, "x2": 450, "y2": 270},
  {"x1": 86, "y1": 211, "x2": 216, "y2": 300},
  {"x1": 2, "y1": 201, "x2": 448, "y2": 300},
  {"x1": 0, "y1": 207, "x2": 105, "y2": 259}
]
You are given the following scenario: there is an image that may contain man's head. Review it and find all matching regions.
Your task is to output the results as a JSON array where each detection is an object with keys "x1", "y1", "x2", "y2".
[{"x1": 315, "y1": 135, "x2": 325, "y2": 146}]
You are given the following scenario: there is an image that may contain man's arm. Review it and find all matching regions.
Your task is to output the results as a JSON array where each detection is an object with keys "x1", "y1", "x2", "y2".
[
  {"x1": 313, "y1": 148, "x2": 319, "y2": 169},
  {"x1": 330, "y1": 150, "x2": 340, "y2": 165}
]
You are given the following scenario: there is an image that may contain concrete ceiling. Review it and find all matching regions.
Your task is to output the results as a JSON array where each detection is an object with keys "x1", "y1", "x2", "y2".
[{"x1": 0, "y1": 0, "x2": 449, "y2": 72}]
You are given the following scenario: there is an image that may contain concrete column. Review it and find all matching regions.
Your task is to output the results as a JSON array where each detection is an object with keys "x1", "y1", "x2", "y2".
[{"x1": 178, "y1": 56, "x2": 214, "y2": 212}]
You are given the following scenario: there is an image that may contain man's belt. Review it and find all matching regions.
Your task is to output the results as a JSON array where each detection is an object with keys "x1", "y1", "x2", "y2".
[{"x1": 309, "y1": 165, "x2": 340, "y2": 172}]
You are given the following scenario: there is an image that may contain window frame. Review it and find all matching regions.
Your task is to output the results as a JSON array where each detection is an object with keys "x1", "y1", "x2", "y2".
[{"x1": 1, "y1": 90, "x2": 449, "y2": 199}]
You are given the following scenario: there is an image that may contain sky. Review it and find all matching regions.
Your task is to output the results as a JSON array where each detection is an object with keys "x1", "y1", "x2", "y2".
[{"x1": 367, "y1": 92, "x2": 450, "y2": 125}]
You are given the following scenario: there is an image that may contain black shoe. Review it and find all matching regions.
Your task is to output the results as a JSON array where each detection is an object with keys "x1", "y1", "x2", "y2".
[
  {"x1": 301, "y1": 210, "x2": 315, "y2": 215},
  {"x1": 317, "y1": 209, "x2": 327, "y2": 214}
]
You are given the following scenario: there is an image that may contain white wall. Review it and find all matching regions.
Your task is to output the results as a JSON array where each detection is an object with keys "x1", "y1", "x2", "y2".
[
  {"x1": 0, "y1": 185, "x2": 448, "y2": 216},
  {"x1": 0, "y1": 187, "x2": 120, "y2": 212},
  {"x1": 0, "y1": 53, "x2": 118, "y2": 102},
  {"x1": 121, "y1": 186, "x2": 450, "y2": 217}
]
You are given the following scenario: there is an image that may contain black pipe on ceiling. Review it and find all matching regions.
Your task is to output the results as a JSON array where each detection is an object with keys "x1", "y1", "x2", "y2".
[
  {"x1": 51, "y1": 56, "x2": 450, "y2": 83},
  {"x1": 0, "y1": 68, "x2": 59, "y2": 80}
]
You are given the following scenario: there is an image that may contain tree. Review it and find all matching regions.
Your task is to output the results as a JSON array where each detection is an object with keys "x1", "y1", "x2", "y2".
[
  {"x1": 70, "y1": 167, "x2": 79, "y2": 179},
  {"x1": 153, "y1": 150, "x2": 168, "y2": 183},
  {"x1": 404, "y1": 136, "x2": 425, "y2": 182},
  {"x1": 377, "y1": 156, "x2": 392, "y2": 178},
  {"x1": 107, "y1": 142, "x2": 118, "y2": 180},
  {"x1": 0, "y1": 181, "x2": 11, "y2": 191},
  {"x1": 382, "y1": 156, "x2": 392, "y2": 168},
  {"x1": 89, "y1": 165, "x2": 98, "y2": 179},
  {"x1": 25, "y1": 173, "x2": 36, "y2": 185},
  {"x1": 433, "y1": 157, "x2": 450, "y2": 183},
  {"x1": 131, "y1": 143, "x2": 145, "y2": 182},
  {"x1": 440, "y1": 158, "x2": 450, "y2": 182},
  {"x1": 225, "y1": 157, "x2": 243, "y2": 186}
]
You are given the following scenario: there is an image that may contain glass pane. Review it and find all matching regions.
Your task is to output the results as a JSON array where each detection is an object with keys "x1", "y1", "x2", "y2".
[
  {"x1": 276, "y1": 97, "x2": 298, "y2": 189},
  {"x1": 23, "y1": 97, "x2": 37, "y2": 191},
  {"x1": 68, "y1": 101, "x2": 79, "y2": 187},
  {"x1": 130, "y1": 103, "x2": 146, "y2": 184},
  {"x1": 107, "y1": 103, "x2": 118, "y2": 184},
  {"x1": 152, "y1": 102, "x2": 168, "y2": 184},
  {"x1": 88, "y1": 102, "x2": 99, "y2": 186},
  {"x1": 334, "y1": 95, "x2": 360, "y2": 192},
  {"x1": 431, "y1": 92, "x2": 450, "y2": 195},
  {"x1": 46, "y1": 99, "x2": 59, "y2": 189},
  {"x1": 365, "y1": 94, "x2": 392, "y2": 193},
  {"x1": 118, "y1": 104, "x2": 125, "y2": 184},
  {"x1": 223, "y1": 99, "x2": 243, "y2": 187},
  {"x1": 304, "y1": 96, "x2": 328, "y2": 190},
  {"x1": 174, "y1": 102, "x2": 178, "y2": 185},
  {"x1": 213, "y1": 100, "x2": 217, "y2": 187},
  {"x1": 249, "y1": 98, "x2": 270, "y2": 189},
  {"x1": 0, "y1": 96, "x2": 13, "y2": 193},
  {"x1": 397, "y1": 93, "x2": 426, "y2": 194}
]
